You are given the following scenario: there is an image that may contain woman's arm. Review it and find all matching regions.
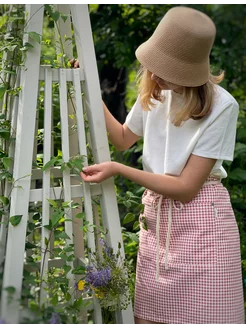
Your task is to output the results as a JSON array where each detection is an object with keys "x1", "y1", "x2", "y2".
[
  {"x1": 81, "y1": 154, "x2": 216, "y2": 203},
  {"x1": 102, "y1": 101, "x2": 140, "y2": 151}
]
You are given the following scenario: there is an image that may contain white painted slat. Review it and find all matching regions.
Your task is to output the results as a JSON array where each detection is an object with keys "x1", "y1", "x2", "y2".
[
  {"x1": 72, "y1": 69, "x2": 96, "y2": 252},
  {"x1": 39, "y1": 66, "x2": 85, "y2": 82},
  {"x1": 71, "y1": 5, "x2": 134, "y2": 323},
  {"x1": 55, "y1": 10, "x2": 88, "y2": 320},
  {"x1": 39, "y1": 67, "x2": 52, "y2": 304},
  {"x1": 72, "y1": 68, "x2": 102, "y2": 324},
  {"x1": 27, "y1": 81, "x2": 41, "y2": 259},
  {"x1": 29, "y1": 183, "x2": 102, "y2": 202},
  {"x1": 0, "y1": 70, "x2": 20, "y2": 267},
  {"x1": 59, "y1": 69, "x2": 74, "y2": 284},
  {"x1": 31, "y1": 167, "x2": 62, "y2": 180},
  {"x1": 0, "y1": 5, "x2": 44, "y2": 324}
]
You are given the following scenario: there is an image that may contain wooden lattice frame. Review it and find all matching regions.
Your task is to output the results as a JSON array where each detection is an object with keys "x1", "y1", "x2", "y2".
[{"x1": 0, "y1": 4, "x2": 133, "y2": 324}]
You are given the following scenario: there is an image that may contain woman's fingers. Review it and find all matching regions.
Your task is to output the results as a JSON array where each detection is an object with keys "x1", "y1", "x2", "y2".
[{"x1": 69, "y1": 58, "x2": 80, "y2": 68}]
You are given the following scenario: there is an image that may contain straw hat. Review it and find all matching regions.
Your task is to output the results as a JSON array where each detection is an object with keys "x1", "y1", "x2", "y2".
[{"x1": 135, "y1": 6, "x2": 216, "y2": 87}]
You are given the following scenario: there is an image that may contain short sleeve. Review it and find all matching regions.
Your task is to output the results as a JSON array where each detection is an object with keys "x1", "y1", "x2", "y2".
[
  {"x1": 125, "y1": 96, "x2": 144, "y2": 137},
  {"x1": 192, "y1": 101, "x2": 239, "y2": 161}
]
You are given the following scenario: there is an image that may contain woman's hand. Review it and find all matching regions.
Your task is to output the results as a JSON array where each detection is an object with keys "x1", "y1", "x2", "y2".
[
  {"x1": 80, "y1": 162, "x2": 119, "y2": 183},
  {"x1": 69, "y1": 58, "x2": 80, "y2": 68}
]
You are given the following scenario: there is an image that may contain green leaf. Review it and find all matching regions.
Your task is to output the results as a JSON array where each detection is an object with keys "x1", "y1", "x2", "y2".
[
  {"x1": 42, "y1": 158, "x2": 56, "y2": 171},
  {"x1": 63, "y1": 245, "x2": 73, "y2": 253},
  {"x1": 59, "y1": 252, "x2": 68, "y2": 261},
  {"x1": 0, "y1": 15, "x2": 8, "y2": 29},
  {"x1": 51, "y1": 11, "x2": 60, "y2": 22},
  {"x1": 54, "y1": 231, "x2": 71, "y2": 240},
  {"x1": 20, "y1": 42, "x2": 34, "y2": 51},
  {"x1": 63, "y1": 264, "x2": 72, "y2": 274},
  {"x1": 60, "y1": 162, "x2": 67, "y2": 171},
  {"x1": 133, "y1": 221, "x2": 140, "y2": 230},
  {"x1": 73, "y1": 297, "x2": 83, "y2": 308},
  {"x1": 51, "y1": 211, "x2": 63, "y2": 227},
  {"x1": 44, "y1": 4, "x2": 53, "y2": 15},
  {"x1": 51, "y1": 294, "x2": 58, "y2": 306},
  {"x1": 65, "y1": 292, "x2": 71, "y2": 301},
  {"x1": 32, "y1": 212, "x2": 41, "y2": 221},
  {"x1": 43, "y1": 224, "x2": 52, "y2": 231},
  {"x1": 2, "y1": 157, "x2": 12, "y2": 170},
  {"x1": 10, "y1": 215, "x2": 22, "y2": 226},
  {"x1": 71, "y1": 265, "x2": 86, "y2": 275},
  {"x1": 67, "y1": 254, "x2": 75, "y2": 262},
  {"x1": 123, "y1": 212, "x2": 135, "y2": 225},
  {"x1": 61, "y1": 14, "x2": 68, "y2": 23},
  {"x1": 0, "y1": 196, "x2": 9, "y2": 206},
  {"x1": 25, "y1": 241, "x2": 37, "y2": 249},
  {"x1": 57, "y1": 149, "x2": 63, "y2": 157},
  {"x1": 71, "y1": 202, "x2": 80, "y2": 209},
  {"x1": 47, "y1": 199, "x2": 58, "y2": 208},
  {"x1": 126, "y1": 191, "x2": 134, "y2": 197},
  {"x1": 76, "y1": 212, "x2": 85, "y2": 219},
  {"x1": 0, "y1": 128, "x2": 10, "y2": 140},
  {"x1": 0, "y1": 84, "x2": 7, "y2": 100},
  {"x1": 4, "y1": 286, "x2": 16, "y2": 294},
  {"x1": 45, "y1": 237, "x2": 49, "y2": 247},
  {"x1": 72, "y1": 159, "x2": 84, "y2": 171},
  {"x1": 64, "y1": 219, "x2": 73, "y2": 222},
  {"x1": 142, "y1": 218, "x2": 148, "y2": 231},
  {"x1": 0, "y1": 172, "x2": 11, "y2": 181},
  {"x1": 28, "y1": 222, "x2": 35, "y2": 231},
  {"x1": 62, "y1": 201, "x2": 72, "y2": 208},
  {"x1": 125, "y1": 231, "x2": 139, "y2": 243},
  {"x1": 137, "y1": 204, "x2": 145, "y2": 212},
  {"x1": 60, "y1": 283, "x2": 67, "y2": 294},
  {"x1": 123, "y1": 200, "x2": 132, "y2": 208},
  {"x1": 28, "y1": 31, "x2": 41, "y2": 44}
]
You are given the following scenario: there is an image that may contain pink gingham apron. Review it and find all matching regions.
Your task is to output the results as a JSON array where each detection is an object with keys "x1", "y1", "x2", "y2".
[{"x1": 134, "y1": 177, "x2": 245, "y2": 323}]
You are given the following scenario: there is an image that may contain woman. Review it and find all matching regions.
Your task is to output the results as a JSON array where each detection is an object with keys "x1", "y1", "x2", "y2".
[{"x1": 80, "y1": 6, "x2": 245, "y2": 324}]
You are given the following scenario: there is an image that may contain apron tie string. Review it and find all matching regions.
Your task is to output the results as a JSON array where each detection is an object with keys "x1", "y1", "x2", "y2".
[
  {"x1": 153, "y1": 178, "x2": 221, "y2": 282},
  {"x1": 153, "y1": 196, "x2": 184, "y2": 281}
]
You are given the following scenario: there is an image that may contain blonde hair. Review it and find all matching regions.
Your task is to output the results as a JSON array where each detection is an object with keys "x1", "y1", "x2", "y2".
[{"x1": 137, "y1": 67, "x2": 224, "y2": 127}]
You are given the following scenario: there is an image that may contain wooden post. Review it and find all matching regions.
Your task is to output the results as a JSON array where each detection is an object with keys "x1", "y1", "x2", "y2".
[{"x1": 0, "y1": 4, "x2": 44, "y2": 324}]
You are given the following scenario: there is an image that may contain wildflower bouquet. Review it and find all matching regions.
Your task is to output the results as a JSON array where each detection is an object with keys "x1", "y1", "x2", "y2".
[{"x1": 75, "y1": 239, "x2": 133, "y2": 312}]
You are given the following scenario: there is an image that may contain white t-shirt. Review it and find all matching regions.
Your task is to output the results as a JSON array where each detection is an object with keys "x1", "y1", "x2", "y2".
[{"x1": 125, "y1": 85, "x2": 239, "y2": 179}]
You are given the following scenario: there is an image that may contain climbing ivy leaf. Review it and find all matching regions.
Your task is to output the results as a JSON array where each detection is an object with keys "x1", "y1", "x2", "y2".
[{"x1": 9, "y1": 215, "x2": 23, "y2": 226}]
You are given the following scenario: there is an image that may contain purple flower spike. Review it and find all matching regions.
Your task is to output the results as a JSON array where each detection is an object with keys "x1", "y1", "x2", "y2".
[
  {"x1": 104, "y1": 245, "x2": 113, "y2": 258},
  {"x1": 85, "y1": 267, "x2": 112, "y2": 287},
  {"x1": 99, "y1": 238, "x2": 105, "y2": 246},
  {"x1": 49, "y1": 312, "x2": 61, "y2": 324}
]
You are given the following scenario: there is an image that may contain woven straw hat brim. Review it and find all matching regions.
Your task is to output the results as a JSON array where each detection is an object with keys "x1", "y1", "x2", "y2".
[{"x1": 136, "y1": 40, "x2": 210, "y2": 87}]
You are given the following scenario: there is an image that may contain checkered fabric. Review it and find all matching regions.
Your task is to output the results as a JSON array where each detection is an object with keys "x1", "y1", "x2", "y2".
[{"x1": 134, "y1": 179, "x2": 245, "y2": 323}]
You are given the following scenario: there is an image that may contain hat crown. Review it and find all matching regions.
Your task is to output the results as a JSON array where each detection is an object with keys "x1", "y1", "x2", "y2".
[
  {"x1": 135, "y1": 7, "x2": 216, "y2": 87},
  {"x1": 152, "y1": 7, "x2": 216, "y2": 64}
]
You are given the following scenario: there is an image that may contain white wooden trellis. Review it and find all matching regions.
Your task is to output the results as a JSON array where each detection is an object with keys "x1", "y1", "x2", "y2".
[{"x1": 0, "y1": 4, "x2": 134, "y2": 324}]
